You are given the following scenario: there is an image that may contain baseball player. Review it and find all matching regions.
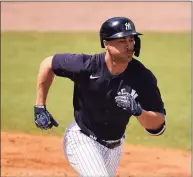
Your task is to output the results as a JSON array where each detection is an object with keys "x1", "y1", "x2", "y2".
[{"x1": 34, "y1": 17, "x2": 166, "y2": 176}]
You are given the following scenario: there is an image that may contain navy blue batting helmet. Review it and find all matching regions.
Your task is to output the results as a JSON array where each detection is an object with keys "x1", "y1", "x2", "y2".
[{"x1": 100, "y1": 17, "x2": 143, "y2": 57}]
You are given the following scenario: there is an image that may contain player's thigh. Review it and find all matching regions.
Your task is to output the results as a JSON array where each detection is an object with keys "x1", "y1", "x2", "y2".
[
  {"x1": 105, "y1": 143, "x2": 123, "y2": 176},
  {"x1": 63, "y1": 129, "x2": 109, "y2": 176}
]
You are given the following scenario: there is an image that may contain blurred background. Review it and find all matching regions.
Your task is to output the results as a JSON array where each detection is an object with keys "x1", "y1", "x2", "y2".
[{"x1": 1, "y1": 1, "x2": 191, "y2": 151}]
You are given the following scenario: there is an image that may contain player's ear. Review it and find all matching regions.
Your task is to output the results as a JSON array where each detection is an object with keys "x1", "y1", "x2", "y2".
[{"x1": 103, "y1": 40, "x2": 108, "y2": 50}]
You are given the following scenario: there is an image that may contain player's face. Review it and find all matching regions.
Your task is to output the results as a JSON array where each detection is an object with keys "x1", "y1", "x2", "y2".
[{"x1": 105, "y1": 36, "x2": 135, "y2": 62}]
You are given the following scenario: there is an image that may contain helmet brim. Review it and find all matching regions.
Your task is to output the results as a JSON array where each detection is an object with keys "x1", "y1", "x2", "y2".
[{"x1": 103, "y1": 31, "x2": 143, "y2": 41}]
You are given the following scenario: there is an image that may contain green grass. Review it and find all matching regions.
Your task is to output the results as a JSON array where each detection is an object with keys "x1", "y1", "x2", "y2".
[{"x1": 1, "y1": 31, "x2": 191, "y2": 151}]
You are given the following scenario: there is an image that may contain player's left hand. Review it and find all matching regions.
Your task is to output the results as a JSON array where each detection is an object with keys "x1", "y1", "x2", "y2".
[
  {"x1": 115, "y1": 88, "x2": 142, "y2": 116},
  {"x1": 34, "y1": 105, "x2": 59, "y2": 130}
]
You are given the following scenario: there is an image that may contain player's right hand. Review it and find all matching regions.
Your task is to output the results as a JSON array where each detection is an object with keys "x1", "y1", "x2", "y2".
[
  {"x1": 34, "y1": 105, "x2": 59, "y2": 130},
  {"x1": 115, "y1": 88, "x2": 142, "y2": 116}
]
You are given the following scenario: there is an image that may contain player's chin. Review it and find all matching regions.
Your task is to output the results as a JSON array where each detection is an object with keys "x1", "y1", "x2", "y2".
[
  {"x1": 123, "y1": 52, "x2": 133, "y2": 60},
  {"x1": 127, "y1": 54, "x2": 133, "y2": 59}
]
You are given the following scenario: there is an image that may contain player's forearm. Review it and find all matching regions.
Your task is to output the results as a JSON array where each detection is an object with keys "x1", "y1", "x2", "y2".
[
  {"x1": 35, "y1": 56, "x2": 54, "y2": 105},
  {"x1": 136, "y1": 110, "x2": 165, "y2": 130}
]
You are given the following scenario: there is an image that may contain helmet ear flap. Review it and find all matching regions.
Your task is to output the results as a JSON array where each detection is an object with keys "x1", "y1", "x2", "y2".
[
  {"x1": 101, "y1": 39, "x2": 105, "y2": 48},
  {"x1": 134, "y1": 35, "x2": 141, "y2": 57},
  {"x1": 100, "y1": 33, "x2": 105, "y2": 48}
]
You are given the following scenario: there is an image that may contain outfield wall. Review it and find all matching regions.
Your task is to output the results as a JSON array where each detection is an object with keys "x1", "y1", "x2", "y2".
[{"x1": 1, "y1": 2, "x2": 191, "y2": 32}]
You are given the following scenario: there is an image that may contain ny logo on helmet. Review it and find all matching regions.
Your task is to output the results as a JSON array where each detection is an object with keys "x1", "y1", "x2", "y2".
[{"x1": 125, "y1": 22, "x2": 131, "y2": 30}]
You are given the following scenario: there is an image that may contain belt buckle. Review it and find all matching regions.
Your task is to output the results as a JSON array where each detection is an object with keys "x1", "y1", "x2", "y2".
[{"x1": 105, "y1": 140, "x2": 121, "y2": 149}]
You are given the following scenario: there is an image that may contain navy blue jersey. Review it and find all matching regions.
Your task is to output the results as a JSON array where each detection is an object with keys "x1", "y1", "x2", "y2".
[{"x1": 52, "y1": 52, "x2": 166, "y2": 140}]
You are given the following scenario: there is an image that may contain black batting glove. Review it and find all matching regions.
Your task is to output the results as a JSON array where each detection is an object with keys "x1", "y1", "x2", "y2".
[
  {"x1": 34, "y1": 105, "x2": 59, "y2": 130},
  {"x1": 115, "y1": 89, "x2": 142, "y2": 116}
]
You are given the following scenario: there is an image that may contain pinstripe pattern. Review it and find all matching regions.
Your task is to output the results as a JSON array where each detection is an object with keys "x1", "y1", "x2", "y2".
[{"x1": 63, "y1": 120, "x2": 124, "y2": 177}]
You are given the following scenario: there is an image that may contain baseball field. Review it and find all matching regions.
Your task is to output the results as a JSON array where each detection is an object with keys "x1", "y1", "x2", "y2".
[{"x1": 1, "y1": 2, "x2": 191, "y2": 177}]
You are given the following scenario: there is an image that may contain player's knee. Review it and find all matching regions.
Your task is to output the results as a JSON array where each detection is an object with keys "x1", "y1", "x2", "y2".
[
  {"x1": 96, "y1": 172, "x2": 109, "y2": 177},
  {"x1": 80, "y1": 175, "x2": 109, "y2": 177},
  {"x1": 80, "y1": 171, "x2": 109, "y2": 177}
]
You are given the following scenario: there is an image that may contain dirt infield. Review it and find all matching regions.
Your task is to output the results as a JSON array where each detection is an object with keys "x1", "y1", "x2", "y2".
[
  {"x1": 1, "y1": 2, "x2": 191, "y2": 177},
  {"x1": 1, "y1": 132, "x2": 191, "y2": 177}
]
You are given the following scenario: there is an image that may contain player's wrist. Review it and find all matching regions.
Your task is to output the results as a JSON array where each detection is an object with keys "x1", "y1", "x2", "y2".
[
  {"x1": 35, "y1": 105, "x2": 46, "y2": 108},
  {"x1": 132, "y1": 104, "x2": 143, "y2": 116},
  {"x1": 34, "y1": 105, "x2": 47, "y2": 114},
  {"x1": 35, "y1": 97, "x2": 46, "y2": 107}
]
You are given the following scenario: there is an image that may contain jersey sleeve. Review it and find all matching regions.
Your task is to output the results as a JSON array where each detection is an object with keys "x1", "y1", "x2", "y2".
[
  {"x1": 52, "y1": 53, "x2": 91, "y2": 81},
  {"x1": 138, "y1": 70, "x2": 166, "y2": 115}
]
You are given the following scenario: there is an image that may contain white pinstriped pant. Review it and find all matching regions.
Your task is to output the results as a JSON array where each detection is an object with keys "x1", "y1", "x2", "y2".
[{"x1": 63, "y1": 120, "x2": 124, "y2": 177}]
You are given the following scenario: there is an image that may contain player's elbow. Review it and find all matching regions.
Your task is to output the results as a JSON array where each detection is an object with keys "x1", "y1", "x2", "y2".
[
  {"x1": 145, "y1": 122, "x2": 166, "y2": 136},
  {"x1": 40, "y1": 56, "x2": 53, "y2": 70},
  {"x1": 38, "y1": 56, "x2": 55, "y2": 78}
]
